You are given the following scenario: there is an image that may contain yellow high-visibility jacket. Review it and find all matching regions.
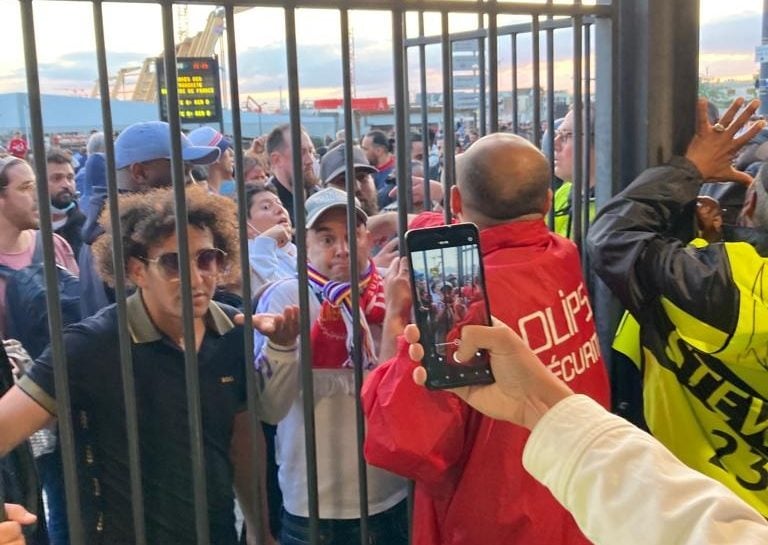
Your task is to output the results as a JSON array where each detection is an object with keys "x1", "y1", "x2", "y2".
[{"x1": 589, "y1": 156, "x2": 768, "y2": 516}]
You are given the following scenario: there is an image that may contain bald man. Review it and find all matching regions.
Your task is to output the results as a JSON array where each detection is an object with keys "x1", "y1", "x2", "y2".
[{"x1": 363, "y1": 133, "x2": 610, "y2": 545}]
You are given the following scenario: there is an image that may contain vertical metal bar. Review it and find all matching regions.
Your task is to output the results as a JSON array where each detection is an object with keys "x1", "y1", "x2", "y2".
[
  {"x1": 595, "y1": 0, "x2": 620, "y2": 209},
  {"x1": 18, "y1": 1, "x2": 84, "y2": 542},
  {"x1": 531, "y1": 15, "x2": 542, "y2": 146},
  {"x1": 284, "y1": 8, "x2": 321, "y2": 542},
  {"x1": 92, "y1": 2, "x2": 145, "y2": 543},
  {"x1": 545, "y1": 2, "x2": 556, "y2": 230},
  {"x1": 402, "y1": 42, "x2": 414, "y2": 214},
  {"x1": 477, "y1": 9, "x2": 487, "y2": 135},
  {"x1": 592, "y1": 0, "x2": 622, "y2": 373},
  {"x1": 393, "y1": 9, "x2": 411, "y2": 244},
  {"x1": 419, "y1": 12, "x2": 432, "y2": 210},
  {"x1": 224, "y1": 6, "x2": 268, "y2": 543},
  {"x1": 441, "y1": 11, "x2": 455, "y2": 225},
  {"x1": 511, "y1": 33, "x2": 519, "y2": 133},
  {"x1": 488, "y1": 1, "x2": 499, "y2": 133},
  {"x1": 571, "y1": 11, "x2": 584, "y2": 251},
  {"x1": 582, "y1": 20, "x2": 592, "y2": 267},
  {"x1": 160, "y1": 4, "x2": 209, "y2": 544},
  {"x1": 340, "y1": 9, "x2": 370, "y2": 545}
]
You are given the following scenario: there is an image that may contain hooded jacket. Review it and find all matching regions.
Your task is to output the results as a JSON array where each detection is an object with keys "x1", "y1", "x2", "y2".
[
  {"x1": 588, "y1": 156, "x2": 768, "y2": 516},
  {"x1": 364, "y1": 213, "x2": 610, "y2": 545}
]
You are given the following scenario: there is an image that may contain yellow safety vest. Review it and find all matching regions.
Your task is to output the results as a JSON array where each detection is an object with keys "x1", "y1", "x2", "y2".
[
  {"x1": 614, "y1": 239, "x2": 768, "y2": 515},
  {"x1": 553, "y1": 181, "x2": 596, "y2": 239}
]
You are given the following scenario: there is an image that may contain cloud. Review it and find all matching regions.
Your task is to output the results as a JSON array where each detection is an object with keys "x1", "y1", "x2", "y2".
[
  {"x1": 4, "y1": 50, "x2": 161, "y2": 94},
  {"x1": 234, "y1": 38, "x2": 395, "y2": 98},
  {"x1": 4, "y1": 10, "x2": 764, "y2": 100},
  {"x1": 700, "y1": 12, "x2": 761, "y2": 55}
]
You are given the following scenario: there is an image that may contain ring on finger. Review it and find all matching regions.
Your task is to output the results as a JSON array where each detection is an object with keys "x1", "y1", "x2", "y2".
[{"x1": 712, "y1": 123, "x2": 726, "y2": 133}]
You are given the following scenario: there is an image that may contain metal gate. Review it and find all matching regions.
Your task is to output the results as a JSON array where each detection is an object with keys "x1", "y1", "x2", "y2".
[{"x1": 5, "y1": 1, "x2": 620, "y2": 544}]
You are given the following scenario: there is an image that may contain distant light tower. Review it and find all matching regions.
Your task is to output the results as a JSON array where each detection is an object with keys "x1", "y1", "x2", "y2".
[{"x1": 760, "y1": 0, "x2": 768, "y2": 116}]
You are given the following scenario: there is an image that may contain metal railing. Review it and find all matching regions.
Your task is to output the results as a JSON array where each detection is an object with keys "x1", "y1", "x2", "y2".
[{"x1": 9, "y1": 1, "x2": 616, "y2": 543}]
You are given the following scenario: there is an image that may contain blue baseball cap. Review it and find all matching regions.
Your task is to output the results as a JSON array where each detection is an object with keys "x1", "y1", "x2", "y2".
[
  {"x1": 114, "y1": 121, "x2": 220, "y2": 170},
  {"x1": 187, "y1": 126, "x2": 233, "y2": 155}
]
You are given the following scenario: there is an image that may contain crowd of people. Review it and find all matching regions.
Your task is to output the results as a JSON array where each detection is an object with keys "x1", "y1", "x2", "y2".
[{"x1": 0, "y1": 95, "x2": 767, "y2": 545}]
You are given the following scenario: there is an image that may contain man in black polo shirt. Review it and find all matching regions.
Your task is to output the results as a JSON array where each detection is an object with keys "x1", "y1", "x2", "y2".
[{"x1": 0, "y1": 186, "x2": 298, "y2": 544}]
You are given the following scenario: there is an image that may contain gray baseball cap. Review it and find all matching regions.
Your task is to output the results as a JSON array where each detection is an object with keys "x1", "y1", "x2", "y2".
[
  {"x1": 305, "y1": 187, "x2": 368, "y2": 229},
  {"x1": 320, "y1": 144, "x2": 377, "y2": 185}
]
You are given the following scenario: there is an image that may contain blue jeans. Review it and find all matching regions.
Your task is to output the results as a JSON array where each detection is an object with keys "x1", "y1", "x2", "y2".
[
  {"x1": 280, "y1": 501, "x2": 408, "y2": 545},
  {"x1": 36, "y1": 448, "x2": 69, "y2": 545}
]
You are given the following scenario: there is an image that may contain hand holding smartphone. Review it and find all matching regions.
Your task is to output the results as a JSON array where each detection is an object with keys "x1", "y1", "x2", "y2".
[{"x1": 405, "y1": 223, "x2": 495, "y2": 389}]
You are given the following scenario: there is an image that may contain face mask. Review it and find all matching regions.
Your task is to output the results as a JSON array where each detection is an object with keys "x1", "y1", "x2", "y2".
[
  {"x1": 219, "y1": 179, "x2": 236, "y2": 198},
  {"x1": 50, "y1": 202, "x2": 75, "y2": 229},
  {"x1": 246, "y1": 222, "x2": 260, "y2": 239}
]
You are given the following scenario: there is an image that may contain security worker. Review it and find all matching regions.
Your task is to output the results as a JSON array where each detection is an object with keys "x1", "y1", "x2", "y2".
[{"x1": 588, "y1": 97, "x2": 768, "y2": 516}]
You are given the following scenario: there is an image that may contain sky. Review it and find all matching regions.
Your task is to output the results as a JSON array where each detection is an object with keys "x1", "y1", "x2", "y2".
[{"x1": 0, "y1": 0, "x2": 762, "y2": 109}]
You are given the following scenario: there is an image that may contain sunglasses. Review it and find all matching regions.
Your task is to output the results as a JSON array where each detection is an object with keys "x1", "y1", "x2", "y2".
[{"x1": 140, "y1": 248, "x2": 227, "y2": 281}]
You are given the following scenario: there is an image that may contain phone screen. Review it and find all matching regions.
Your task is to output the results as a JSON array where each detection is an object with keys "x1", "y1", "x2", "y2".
[{"x1": 406, "y1": 223, "x2": 494, "y2": 389}]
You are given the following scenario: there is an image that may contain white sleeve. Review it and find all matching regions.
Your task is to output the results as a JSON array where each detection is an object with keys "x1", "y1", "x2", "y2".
[
  {"x1": 522, "y1": 394, "x2": 768, "y2": 545},
  {"x1": 254, "y1": 280, "x2": 300, "y2": 425}
]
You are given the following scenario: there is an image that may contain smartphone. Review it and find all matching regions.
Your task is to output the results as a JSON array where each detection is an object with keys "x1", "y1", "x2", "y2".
[{"x1": 405, "y1": 222, "x2": 494, "y2": 389}]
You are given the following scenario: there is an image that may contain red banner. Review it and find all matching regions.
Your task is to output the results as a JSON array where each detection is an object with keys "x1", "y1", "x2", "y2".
[{"x1": 313, "y1": 97, "x2": 389, "y2": 111}]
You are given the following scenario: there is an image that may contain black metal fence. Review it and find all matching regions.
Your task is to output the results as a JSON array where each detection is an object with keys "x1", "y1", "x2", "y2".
[{"x1": 11, "y1": 1, "x2": 616, "y2": 544}]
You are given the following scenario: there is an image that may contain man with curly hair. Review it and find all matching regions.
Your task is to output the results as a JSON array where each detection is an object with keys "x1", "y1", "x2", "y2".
[
  {"x1": 79, "y1": 121, "x2": 220, "y2": 318},
  {"x1": 0, "y1": 186, "x2": 298, "y2": 545}
]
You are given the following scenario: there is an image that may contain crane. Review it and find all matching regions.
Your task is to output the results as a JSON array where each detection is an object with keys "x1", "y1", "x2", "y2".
[{"x1": 93, "y1": 6, "x2": 253, "y2": 102}]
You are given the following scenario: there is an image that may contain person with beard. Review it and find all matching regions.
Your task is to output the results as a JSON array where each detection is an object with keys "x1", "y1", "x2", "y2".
[
  {"x1": 46, "y1": 149, "x2": 86, "y2": 257},
  {"x1": 265, "y1": 124, "x2": 320, "y2": 225},
  {"x1": 0, "y1": 156, "x2": 78, "y2": 545},
  {"x1": 361, "y1": 130, "x2": 395, "y2": 192}
]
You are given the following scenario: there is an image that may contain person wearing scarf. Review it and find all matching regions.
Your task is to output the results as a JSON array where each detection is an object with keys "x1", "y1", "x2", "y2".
[{"x1": 253, "y1": 188, "x2": 408, "y2": 545}]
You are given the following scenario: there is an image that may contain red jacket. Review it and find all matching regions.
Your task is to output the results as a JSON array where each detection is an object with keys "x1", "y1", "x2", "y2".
[{"x1": 363, "y1": 216, "x2": 610, "y2": 545}]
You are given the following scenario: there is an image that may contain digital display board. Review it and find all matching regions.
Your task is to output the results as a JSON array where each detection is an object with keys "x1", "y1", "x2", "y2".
[{"x1": 156, "y1": 57, "x2": 223, "y2": 124}]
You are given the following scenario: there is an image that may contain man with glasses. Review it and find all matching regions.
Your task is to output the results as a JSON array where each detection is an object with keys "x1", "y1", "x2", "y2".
[
  {"x1": 552, "y1": 105, "x2": 596, "y2": 238},
  {"x1": 78, "y1": 121, "x2": 220, "y2": 318},
  {"x1": 0, "y1": 185, "x2": 298, "y2": 544}
]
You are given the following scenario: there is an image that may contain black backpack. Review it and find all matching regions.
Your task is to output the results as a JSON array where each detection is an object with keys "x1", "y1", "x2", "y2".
[{"x1": 0, "y1": 232, "x2": 81, "y2": 359}]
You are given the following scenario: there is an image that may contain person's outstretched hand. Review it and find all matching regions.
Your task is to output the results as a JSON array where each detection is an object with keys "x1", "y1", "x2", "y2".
[
  {"x1": 234, "y1": 305, "x2": 300, "y2": 347},
  {"x1": 685, "y1": 97, "x2": 765, "y2": 186},
  {"x1": 407, "y1": 318, "x2": 573, "y2": 429}
]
